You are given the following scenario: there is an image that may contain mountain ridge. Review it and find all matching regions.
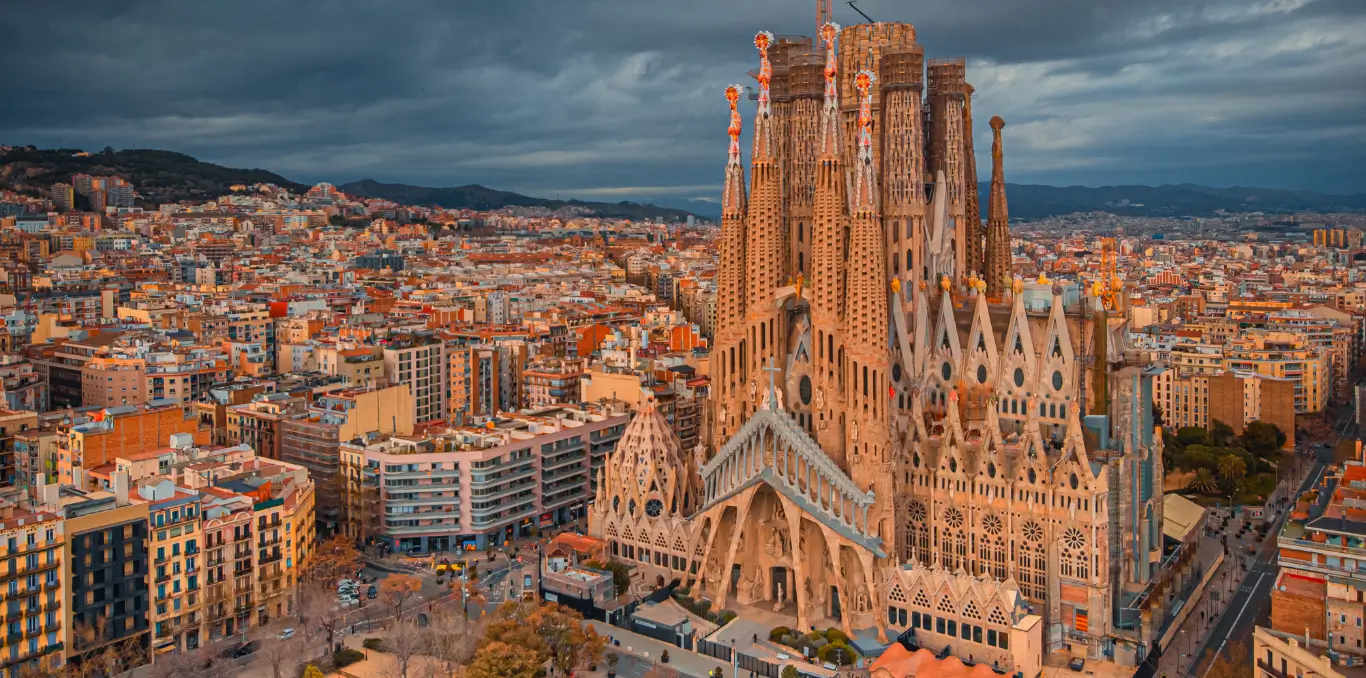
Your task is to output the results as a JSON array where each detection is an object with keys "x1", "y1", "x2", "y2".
[
  {"x1": 3, "y1": 145, "x2": 1361, "y2": 221},
  {"x1": 337, "y1": 178, "x2": 695, "y2": 221}
]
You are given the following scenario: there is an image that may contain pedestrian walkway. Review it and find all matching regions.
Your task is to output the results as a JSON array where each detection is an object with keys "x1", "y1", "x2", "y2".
[{"x1": 587, "y1": 622, "x2": 721, "y2": 678}]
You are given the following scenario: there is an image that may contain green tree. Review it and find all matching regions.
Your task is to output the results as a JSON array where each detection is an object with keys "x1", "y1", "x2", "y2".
[
  {"x1": 302, "y1": 666, "x2": 325, "y2": 678},
  {"x1": 1176, "y1": 426, "x2": 1212, "y2": 449},
  {"x1": 1217, "y1": 454, "x2": 1247, "y2": 490},
  {"x1": 782, "y1": 667, "x2": 801, "y2": 678},
  {"x1": 1179, "y1": 444, "x2": 1221, "y2": 473},
  {"x1": 1240, "y1": 421, "x2": 1286, "y2": 455},
  {"x1": 468, "y1": 642, "x2": 542, "y2": 678},
  {"x1": 1188, "y1": 468, "x2": 1219, "y2": 494},
  {"x1": 585, "y1": 559, "x2": 632, "y2": 593},
  {"x1": 1210, "y1": 420, "x2": 1236, "y2": 447}
]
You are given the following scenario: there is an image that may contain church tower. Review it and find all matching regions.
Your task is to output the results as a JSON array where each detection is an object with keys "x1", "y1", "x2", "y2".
[
  {"x1": 984, "y1": 116, "x2": 1011, "y2": 299},
  {"x1": 744, "y1": 31, "x2": 787, "y2": 430},
  {"x1": 926, "y1": 58, "x2": 967, "y2": 279},
  {"x1": 962, "y1": 82, "x2": 983, "y2": 277},
  {"x1": 843, "y1": 69, "x2": 895, "y2": 545},
  {"x1": 713, "y1": 85, "x2": 749, "y2": 445},
  {"x1": 809, "y1": 22, "x2": 849, "y2": 465}
]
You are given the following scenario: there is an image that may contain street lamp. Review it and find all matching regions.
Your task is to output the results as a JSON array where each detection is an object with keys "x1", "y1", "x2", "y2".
[{"x1": 1178, "y1": 630, "x2": 1186, "y2": 675}]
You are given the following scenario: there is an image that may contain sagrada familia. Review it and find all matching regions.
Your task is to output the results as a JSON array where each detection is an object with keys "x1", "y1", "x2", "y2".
[{"x1": 591, "y1": 14, "x2": 1172, "y2": 670}]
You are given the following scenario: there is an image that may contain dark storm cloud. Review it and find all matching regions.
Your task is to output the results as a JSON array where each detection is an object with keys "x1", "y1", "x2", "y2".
[{"x1": 2, "y1": 0, "x2": 1363, "y2": 198}]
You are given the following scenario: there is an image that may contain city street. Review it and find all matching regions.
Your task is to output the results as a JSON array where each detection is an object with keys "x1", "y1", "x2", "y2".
[{"x1": 1181, "y1": 442, "x2": 1334, "y2": 677}]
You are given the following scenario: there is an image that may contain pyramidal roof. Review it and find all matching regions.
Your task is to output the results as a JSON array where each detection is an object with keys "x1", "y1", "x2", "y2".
[{"x1": 610, "y1": 400, "x2": 699, "y2": 516}]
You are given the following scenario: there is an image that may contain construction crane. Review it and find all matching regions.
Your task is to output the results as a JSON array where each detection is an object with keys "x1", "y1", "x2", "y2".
[{"x1": 818, "y1": 0, "x2": 831, "y2": 34}]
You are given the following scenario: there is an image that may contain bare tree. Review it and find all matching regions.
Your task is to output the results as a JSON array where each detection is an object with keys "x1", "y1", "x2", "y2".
[
  {"x1": 304, "y1": 534, "x2": 364, "y2": 585},
  {"x1": 69, "y1": 619, "x2": 149, "y2": 678},
  {"x1": 383, "y1": 618, "x2": 426, "y2": 678},
  {"x1": 380, "y1": 574, "x2": 422, "y2": 622},
  {"x1": 299, "y1": 580, "x2": 344, "y2": 648},
  {"x1": 145, "y1": 647, "x2": 219, "y2": 678},
  {"x1": 423, "y1": 607, "x2": 483, "y2": 677},
  {"x1": 258, "y1": 636, "x2": 304, "y2": 678}
]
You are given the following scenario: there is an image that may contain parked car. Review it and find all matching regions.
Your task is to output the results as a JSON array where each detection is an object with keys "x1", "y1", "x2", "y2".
[
  {"x1": 367, "y1": 586, "x2": 378, "y2": 599},
  {"x1": 278, "y1": 628, "x2": 295, "y2": 640},
  {"x1": 234, "y1": 641, "x2": 261, "y2": 658}
]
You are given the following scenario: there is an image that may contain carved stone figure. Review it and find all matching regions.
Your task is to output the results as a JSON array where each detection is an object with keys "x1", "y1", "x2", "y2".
[
  {"x1": 749, "y1": 566, "x2": 765, "y2": 600},
  {"x1": 765, "y1": 526, "x2": 790, "y2": 558}
]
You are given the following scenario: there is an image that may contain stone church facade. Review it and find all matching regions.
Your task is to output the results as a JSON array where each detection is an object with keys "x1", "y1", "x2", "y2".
[{"x1": 591, "y1": 15, "x2": 1168, "y2": 669}]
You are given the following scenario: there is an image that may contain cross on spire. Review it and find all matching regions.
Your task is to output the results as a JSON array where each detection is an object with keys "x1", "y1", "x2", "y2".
[{"x1": 762, "y1": 356, "x2": 782, "y2": 410}]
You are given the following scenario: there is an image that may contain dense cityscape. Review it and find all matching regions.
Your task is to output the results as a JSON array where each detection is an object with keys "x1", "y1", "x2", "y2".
[{"x1": 1, "y1": 2, "x2": 1365, "y2": 678}]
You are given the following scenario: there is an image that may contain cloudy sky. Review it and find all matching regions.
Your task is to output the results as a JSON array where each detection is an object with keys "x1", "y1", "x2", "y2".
[{"x1": 3, "y1": 0, "x2": 1365, "y2": 201}]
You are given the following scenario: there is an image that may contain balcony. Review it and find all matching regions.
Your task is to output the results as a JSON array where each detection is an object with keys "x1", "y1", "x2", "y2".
[
  {"x1": 1256, "y1": 660, "x2": 1288, "y2": 678},
  {"x1": 383, "y1": 521, "x2": 461, "y2": 535},
  {"x1": 541, "y1": 454, "x2": 586, "y2": 474},
  {"x1": 469, "y1": 480, "x2": 536, "y2": 504},
  {"x1": 469, "y1": 505, "x2": 539, "y2": 530},
  {"x1": 543, "y1": 487, "x2": 588, "y2": 509},
  {"x1": 469, "y1": 465, "x2": 536, "y2": 488},
  {"x1": 386, "y1": 495, "x2": 459, "y2": 509},
  {"x1": 383, "y1": 468, "x2": 461, "y2": 480}
]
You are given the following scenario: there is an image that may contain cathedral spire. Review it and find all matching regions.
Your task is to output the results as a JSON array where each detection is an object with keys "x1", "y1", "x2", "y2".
[
  {"x1": 962, "y1": 83, "x2": 983, "y2": 277},
  {"x1": 713, "y1": 85, "x2": 749, "y2": 445},
  {"x1": 985, "y1": 116, "x2": 1011, "y2": 299},
  {"x1": 722, "y1": 85, "x2": 747, "y2": 218},
  {"x1": 752, "y1": 31, "x2": 776, "y2": 162},
  {"x1": 851, "y1": 69, "x2": 878, "y2": 216},
  {"x1": 818, "y1": 22, "x2": 842, "y2": 159},
  {"x1": 743, "y1": 29, "x2": 787, "y2": 430}
]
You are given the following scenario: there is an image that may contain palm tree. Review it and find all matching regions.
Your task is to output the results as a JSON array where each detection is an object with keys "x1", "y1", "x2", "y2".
[
  {"x1": 1217, "y1": 454, "x2": 1247, "y2": 489},
  {"x1": 1188, "y1": 469, "x2": 1219, "y2": 494}
]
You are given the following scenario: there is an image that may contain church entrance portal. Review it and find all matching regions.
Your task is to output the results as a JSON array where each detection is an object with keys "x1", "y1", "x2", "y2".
[
  {"x1": 770, "y1": 567, "x2": 788, "y2": 603},
  {"x1": 829, "y1": 585, "x2": 841, "y2": 621}
]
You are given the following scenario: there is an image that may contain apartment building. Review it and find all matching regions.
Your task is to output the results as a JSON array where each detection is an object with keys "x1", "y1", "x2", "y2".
[
  {"x1": 1273, "y1": 461, "x2": 1366, "y2": 657},
  {"x1": 1252, "y1": 626, "x2": 1349, "y2": 678},
  {"x1": 81, "y1": 356, "x2": 147, "y2": 408},
  {"x1": 141, "y1": 481, "x2": 201, "y2": 655},
  {"x1": 13, "y1": 430, "x2": 59, "y2": 503},
  {"x1": 198, "y1": 489, "x2": 253, "y2": 641},
  {"x1": 0, "y1": 507, "x2": 63, "y2": 677},
  {"x1": 56, "y1": 403, "x2": 210, "y2": 488},
  {"x1": 316, "y1": 345, "x2": 383, "y2": 386},
  {"x1": 521, "y1": 358, "x2": 583, "y2": 409},
  {"x1": 383, "y1": 332, "x2": 447, "y2": 423},
  {"x1": 143, "y1": 348, "x2": 230, "y2": 406},
  {"x1": 0, "y1": 410, "x2": 37, "y2": 494},
  {"x1": 341, "y1": 404, "x2": 627, "y2": 552},
  {"x1": 61, "y1": 494, "x2": 150, "y2": 667},
  {"x1": 225, "y1": 393, "x2": 306, "y2": 460},
  {"x1": 448, "y1": 345, "x2": 517, "y2": 426},
  {"x1": 1227, "y1": 331, "x2": 1331, "y2": 414}
]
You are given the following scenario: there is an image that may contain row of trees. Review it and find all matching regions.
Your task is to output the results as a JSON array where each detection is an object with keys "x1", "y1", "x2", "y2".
[
  {"x1": 1164, "y1": 420, "x2": 1287, "y2": 500},
  {"x1": 466, "y1": 601, "x2": 607, "y2": 678}
]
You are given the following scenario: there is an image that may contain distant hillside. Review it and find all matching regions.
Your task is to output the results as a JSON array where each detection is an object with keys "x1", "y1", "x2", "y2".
[
  {"x1": 993, "y1": 182, "x2": 1366, "y2": 220},
  {"x1": 339, "y1": 179, "x2": 696, "y2": 221},
  {"x1": 0, "y1": 146, "x2": 307, "y2": 204}
]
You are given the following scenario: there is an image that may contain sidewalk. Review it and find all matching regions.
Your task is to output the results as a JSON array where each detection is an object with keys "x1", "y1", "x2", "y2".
[{"x1": 586, "y1": 622, "x2": 721, "y2": 678}]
